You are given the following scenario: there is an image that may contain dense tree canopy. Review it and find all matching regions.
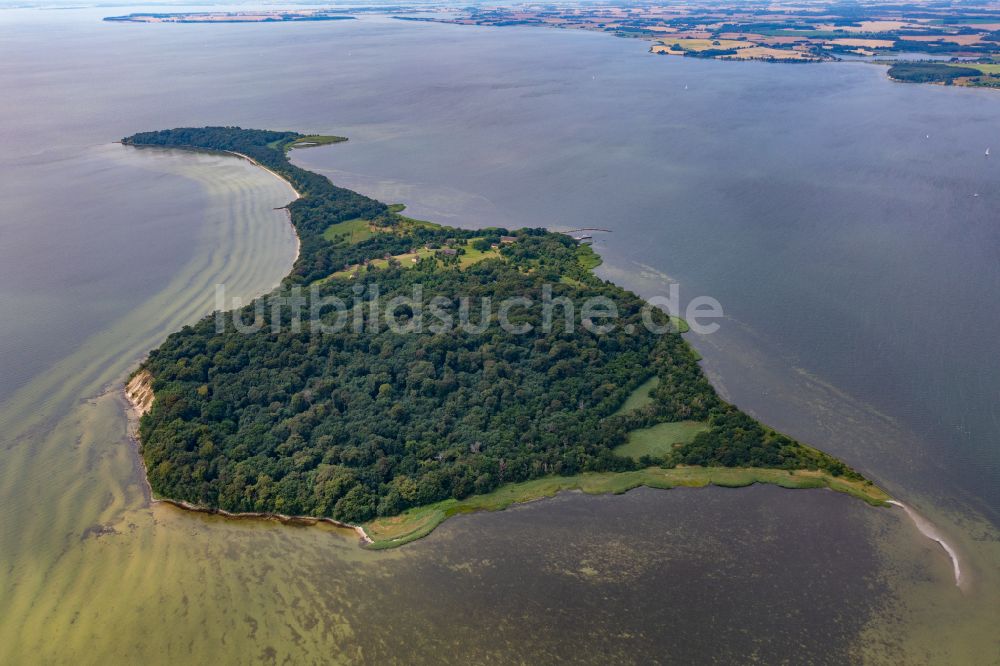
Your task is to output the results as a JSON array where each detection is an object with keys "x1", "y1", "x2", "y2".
[
  {"x1": 886, "y1": 62, "x2": 982, "y2": 84},
  {"x1": 127, "y1": 127, "x2": 862, "y2": 524}
]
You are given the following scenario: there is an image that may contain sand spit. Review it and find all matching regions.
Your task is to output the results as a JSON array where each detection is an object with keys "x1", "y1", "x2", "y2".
[{"x1": 888, "y1": 500, "x2": 963, "y2": 587}]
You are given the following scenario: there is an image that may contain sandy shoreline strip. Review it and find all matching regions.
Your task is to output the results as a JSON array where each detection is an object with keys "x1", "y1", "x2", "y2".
[
  {"x1": 226, "y1": 150, "x2": 302, "y2": 200},
  {"x1": 887, "y1": 500, "x2": 963, "y2": 587},
  {"x1": 227, "y1": 150, "x2": 302, "y2": 263}
]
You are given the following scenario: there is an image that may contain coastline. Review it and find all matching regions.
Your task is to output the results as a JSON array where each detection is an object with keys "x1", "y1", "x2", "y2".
[
  {"x1": 120, "y1": 139, "x2": 891, "y2": 551},
  {"x1": 363, "y1": 466, "x2": 891, "y2": 549},
  {"x1": 227, "y1": 149, "x2": 303, "y2": 264},
  {"x1": 126, "y1": 366, "x2": 884, "y2": 550},
  {"x1": 124, "y1": 371, "x2": 374, "y2": 544},
  {"x1": 117, "y1": 146, "x2": 373, "y2": 539},
  {"x1": 119, "y1": 140, "x2": 305, "y2": 266},
  {"x1": 225, "y1": 150, "x2": 302, "y2": 200}
]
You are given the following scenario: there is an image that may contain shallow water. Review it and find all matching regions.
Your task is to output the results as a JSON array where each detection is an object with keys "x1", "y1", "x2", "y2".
[{"x1": 0, "y1": 6, "x2": 996, "y2": 663}]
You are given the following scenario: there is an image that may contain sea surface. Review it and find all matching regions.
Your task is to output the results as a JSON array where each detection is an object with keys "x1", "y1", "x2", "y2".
[{"x1": 0, "y1": 6, "x2": 996, "y2": 663}]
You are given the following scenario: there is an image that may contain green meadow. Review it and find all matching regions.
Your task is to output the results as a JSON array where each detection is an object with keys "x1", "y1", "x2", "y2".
[{"x1": 613, "y1": 421, "x2": 710, "y2": 460}]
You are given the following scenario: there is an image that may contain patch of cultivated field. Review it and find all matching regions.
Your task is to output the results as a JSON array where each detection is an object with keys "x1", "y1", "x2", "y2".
[
  {"x1": 817, "y1": 20, "x2": 915, "y2": 32},
  {"x1": 961, "y1": 63, "x2": 1000, "y2": 74},
  {"x1": 830, "y1": 38, "x2": 897, "y2": 48},
  {"x1": 722, "y1": 46, "x2": 818, "y2": 60},
  {"x1": 901, "y1": 34, "x2": 987, "y2": 45},
  {"x1": 652, "y1": 38, "x2": 751, "y2": 53}
]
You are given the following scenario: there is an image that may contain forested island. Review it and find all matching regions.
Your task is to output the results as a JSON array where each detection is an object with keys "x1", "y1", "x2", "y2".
[
  {"x1": 105, "y1": 10, "x2": 355, "y2": 24},
  {"x1": 123, "y1": 127, "x2": 888, "y2": 547}
]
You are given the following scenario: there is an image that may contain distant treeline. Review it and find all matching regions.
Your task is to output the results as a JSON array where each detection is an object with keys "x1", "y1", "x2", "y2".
[{"x1": 887, "y1": 62, "x2": 983, "y2": 83}]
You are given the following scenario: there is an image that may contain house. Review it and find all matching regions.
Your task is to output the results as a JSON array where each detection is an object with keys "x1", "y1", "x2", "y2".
[
  {"x1": 500, "y1": 235, "x2": 517, "y2": 244},
  {"x1": 439, "y1": 248, "x2": 458, "y2": 256}
]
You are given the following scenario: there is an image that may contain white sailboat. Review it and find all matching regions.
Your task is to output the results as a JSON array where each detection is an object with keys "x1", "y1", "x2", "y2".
[{"x1": 987, "y1": 147, "x2": 991, "y2": 157}]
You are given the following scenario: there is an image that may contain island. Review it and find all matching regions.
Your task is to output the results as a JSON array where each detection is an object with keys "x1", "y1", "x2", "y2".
[
  {"x1": 105, "y1": 10, "x2": 355, "y2": 24},
  {"x1": 122, "y1": 126, "x2": 888, "y2": 549}
]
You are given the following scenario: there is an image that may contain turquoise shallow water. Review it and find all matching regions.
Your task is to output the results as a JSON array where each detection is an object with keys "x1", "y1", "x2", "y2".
[{"x1": 0, "y1": 7, "x2": 996, "y2": 663}]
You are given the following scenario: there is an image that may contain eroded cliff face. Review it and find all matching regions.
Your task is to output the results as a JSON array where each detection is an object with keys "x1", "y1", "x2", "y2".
[{"x1": 125, "y1": 370, "x2": 154, "y2": 417}]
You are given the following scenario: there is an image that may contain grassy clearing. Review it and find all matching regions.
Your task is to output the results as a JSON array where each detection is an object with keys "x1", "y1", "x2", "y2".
[
  {"x1": 670, "y1": 316, "x2": 690, "y2": 333},
  {"x1": 323, "y1": 217, "x2": 373, "y2": 245},
  {"x1": 362, "y1": 466, "x2": 891, "y2": 548},
  {"x1": 290, "y1": 135, "x2": 348, "y2": 149},
  {"x1": 458, "y1": 240, "x2": 501, "y2": 268},
  {"x1": 393, "y1": 211, "x2": 441, "y2": 231},
  {"x1": 613, "y1": 376, "x2": 659, "y2": 416},
  {"x1": 614, "y1": 420, "x2": 709, "y2": 459},
  {"x1": 576, "y1": 244, "x2": 603, "y2": 270},
  {"x1": 266, "y1": 134, "x2": 347, "y2": 152}
]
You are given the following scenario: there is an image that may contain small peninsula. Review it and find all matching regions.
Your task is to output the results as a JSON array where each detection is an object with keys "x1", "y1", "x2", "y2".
[{"x1": 123, "y1": 127, "x2": 888, "y2": 548}]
